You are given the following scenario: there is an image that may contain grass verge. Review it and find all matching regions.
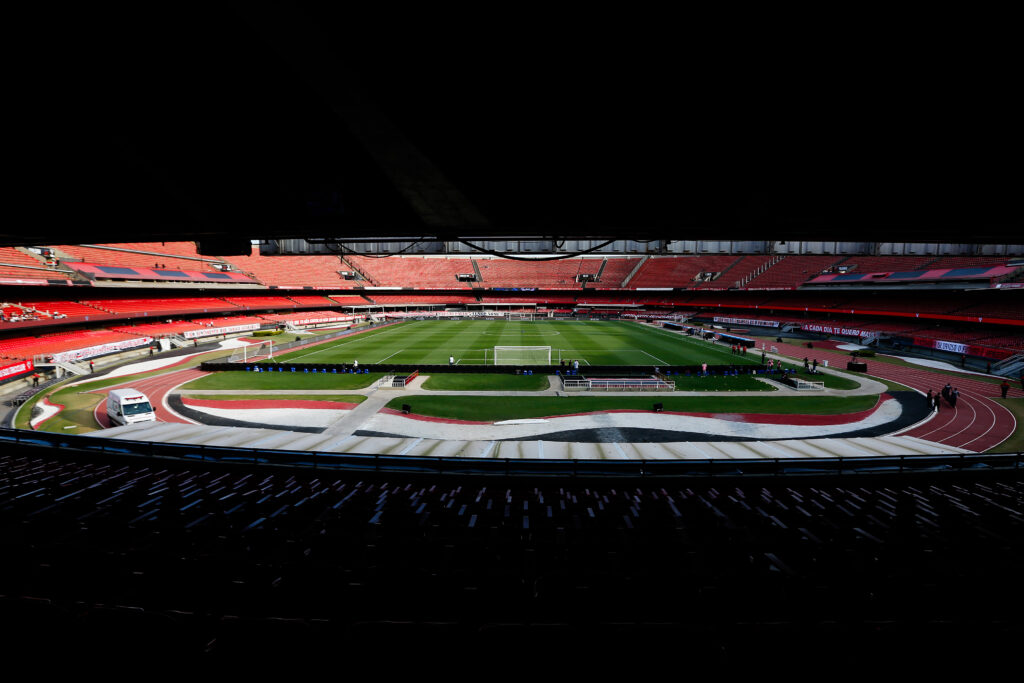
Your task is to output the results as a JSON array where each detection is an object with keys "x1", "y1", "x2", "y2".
[
  {"x1": 386, "y1": 394, "x2": 881, "y2": 422},
  {"x1": 180, "y1": 372, "x2": 385, "y2": 391},
  {"x1": 988, "y1": 398, "x2": 1024, "y2": 454},
  {"x1": 184, "y1": 394, "x2": 366, "y2": 403},
  {"x1": 421, "y1": 374, "x2": 551, "y2": 391}
]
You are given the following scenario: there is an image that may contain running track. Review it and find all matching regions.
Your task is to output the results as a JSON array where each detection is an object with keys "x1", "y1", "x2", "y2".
[
  {"x1": 89, "y1": 339, "x2": 1020, "y2": 453},
  {"x1": 755, "y1": 337, "x2": 1021, "y2": 452},
  {"x1": 91, "y1": 368, "x2": 207, "y2": 428}
]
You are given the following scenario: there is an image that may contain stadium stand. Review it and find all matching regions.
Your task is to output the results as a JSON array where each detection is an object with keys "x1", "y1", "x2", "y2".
[
  {"x1": 219, "y1": 246, "x2": 358, "y2": 288},
  {"x1": 365, "y1": 294, "x2": 478, "y2": 304},
  {"x1": 474, "y1": 258, "x2": 602, "y2": 288},
  {"x1": 328, "y1": 294, "x2": 374, "y2": 305},
  {"x1": 0, "y1": 247, "x2": 67, "y2": 283},
  {"x1": 831, "y1": 254, "x2": 936, "y2": 273},
  {"x1": 0, "y1": 329, "x2": 151, "y2": 360},
  {"x1": 284, "y1": 295, "x2": 340, "y2": 307},
  {"x1": 2, "y1": 300, "x2": 105, "y2": 320},
  {"x1": 53, "y1": 243, "x2": 222, "y2": 272},
  {"x1": 80, "y1": 298, "x2": 241, "y2": 315},
  {"x1": 592, "y1": 257, "x2": 643, "y2": 287},
  {"x1": 220, "y1": 296, "x2": 301, "y2": 309},
  {"x1": 0, "y1": 449, "x2": 1020, "y2": 656},
  {"x1": 627, "y1": 255, "x2": 739, "y2": 288},
  {"x1": 743, "y1": 255, "x2": 846, "y2": 289},
  {"x1": 345, "y1": 256, "x2": 477, "y2": 288},
  {"x1": 698, "y1": 254, "x2": 775, "y2": 289}
]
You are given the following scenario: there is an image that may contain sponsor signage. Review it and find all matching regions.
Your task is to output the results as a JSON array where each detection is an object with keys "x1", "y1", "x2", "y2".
[
  {"x1": 51, "y1": 337, "x2": 153, "y2": 363},
  {"x1": 911, "y1": 337, "x2": 1014, "y2": 360},
  {"x1": 183, "y1": 323, "x2": 260, "y2": 339},
  {"x1": 714, "y1": 316, "x2": 780, "y2": 328},
  {"x1": 0, "y1": 359, "x2": 34, "y2": 380}
]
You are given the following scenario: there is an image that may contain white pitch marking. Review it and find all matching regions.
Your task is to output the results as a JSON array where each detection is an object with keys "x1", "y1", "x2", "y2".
[
  {"x1": 376, "y1": 349, "x2": 404, "y2": 363},
  {"x1": 640, "y1": 349, "x2": 670, "y2": 365}
]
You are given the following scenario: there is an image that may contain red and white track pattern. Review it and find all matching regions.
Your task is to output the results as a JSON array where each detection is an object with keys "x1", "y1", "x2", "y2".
[
  {"x1": 760, "y1": 338, "x2": 1020, "y2": 452},
  {"x1": 91, "y1": 368, "x2": 207, "y2": 428}
]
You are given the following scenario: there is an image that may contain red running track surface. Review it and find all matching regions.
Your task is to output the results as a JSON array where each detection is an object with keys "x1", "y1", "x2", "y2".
[
  {"x1": 92, "y1": 368, "x2": 207, "y2": 428},
  {"x1": 752, "y1": 337, "x2": 1020, "y2": 452}
]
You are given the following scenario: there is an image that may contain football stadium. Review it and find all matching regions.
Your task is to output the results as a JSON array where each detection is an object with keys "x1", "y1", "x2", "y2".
[{"x1": 2, "y1": 8, "x2": 1021, "y2": 665}]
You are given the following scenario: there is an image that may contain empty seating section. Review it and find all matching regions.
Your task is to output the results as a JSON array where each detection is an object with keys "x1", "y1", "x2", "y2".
[
  {"x1": 926, "y1": 255, "x2": 1010, "y2": 269},
  {"x1": 474, "y1": 258, "x2": 602, "y2": 288},
  {"x1": 593, "y1": 257, "x2": 643, "y2": 287},
  {"x1": 0, "y1": 248, "x2": 58, "y2": 281},
  {"x1": 837, "y1": 255, "x2": 936, "y2": 273},
  {"x1": 258, "y1": 310, "x2": 349, "y2": 323},
  {"x1": 108, "y1": 321, "x2": 207, "y2": 336},
  {"x1": 629, "y1": 255, "x2": 739, "y2": 288},
  {"x1": 80, "y1": 298, "x2": 240, "y2": 315},
  {"x1": 366, "y1": 294, "x2": 477, "y2": 304},
  {"x1": 346, "y1": 256, "x2": 476, "y2": 288},
  {"x1": 329, "y1": 295, "x2": 373, "y2": 305},
  {"x1": 55, "y1": 243, "x2": 219, "y2": 272},
  {"x1": 1, "y1": 453, "x2": 1021, "y2": 650},
  {"x1": 745, "y1": 255, "x2": 845, "y2": 289},
  {"x1": 285, "y1": 295, "x2": 338, "y2": 306},
  {"x1": 219, "y1": 247, "x2": 356, "y2": 288},
  {"x1": 699, "y1": 254, "x2": 774, "y2": 289},
  {"x1": 188, "y1": 315, "x2": 266, "y2": 328},
  {"x1": 953, "y1": 301, "x2": 1024, "y2": 320},
  {"x1": 0, "y1": 329, "x2": 149, "y2": 360},
  {"x1": 482, "y1": 294, "x2": 577, "y2": 304},
  {"x1": 9, "y1": 301, "x2": 105, "y2": 318},
  {"x1": 221, "y1": 296, "x2": 299, "y2": 309}
]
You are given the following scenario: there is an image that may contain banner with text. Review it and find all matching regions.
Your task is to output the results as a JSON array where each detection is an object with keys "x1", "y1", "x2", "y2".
[
  {"x1": 714, "y1": 316, "x2": 780, "y2": 328},
  {"x1": 51, "y1": 337, "x2": 153, "y2": 363},
  {"x1": 802, "y1": 323, "x2": 868, "y2": 337},
  {"x1": 0, "y1": 359, "x2": 34, "y2": 380},
  {"x1": 183, "y1": 323, "x2": 261, "y2": 339}
]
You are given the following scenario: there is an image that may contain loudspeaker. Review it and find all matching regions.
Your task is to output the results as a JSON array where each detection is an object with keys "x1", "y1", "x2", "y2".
[
  {"x1": 653, "y1": 403, "x2": 663, "y2": 412},
  {"x1": 402, "y1": 404, "x2": 411, "y2": 414}
]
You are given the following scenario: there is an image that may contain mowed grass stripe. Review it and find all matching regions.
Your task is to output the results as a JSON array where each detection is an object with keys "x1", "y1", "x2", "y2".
[
  {"x1": 387, "y1": 395, "x2": 880, "y2": 422},
  {"x1": 264, "y1": 320, "x2": 776, "y2": 368}
]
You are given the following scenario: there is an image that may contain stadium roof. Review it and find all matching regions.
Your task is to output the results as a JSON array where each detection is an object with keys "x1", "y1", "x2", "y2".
[{"x1": 10, "y1": 8, "x2": 1018, "y2": 252}]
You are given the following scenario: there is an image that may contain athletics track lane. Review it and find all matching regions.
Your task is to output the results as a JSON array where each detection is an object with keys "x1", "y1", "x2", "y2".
[
  {"x1": 92, "y1": 368, "x2": 207, "y2": 428},
  {"x1": 754, "y1": 337, "x2": 1020, "y2": 452}
]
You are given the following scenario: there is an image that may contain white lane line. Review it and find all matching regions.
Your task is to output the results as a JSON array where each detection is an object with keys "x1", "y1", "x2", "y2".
[
  {"x1": 376, "y1": 349, "x2": 404, "y2": 363},
  {"x1": 938, "y1": 396, "x2": 977, "y2": 444}
]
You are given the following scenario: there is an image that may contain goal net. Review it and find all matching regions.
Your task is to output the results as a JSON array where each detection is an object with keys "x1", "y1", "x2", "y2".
[
  {"x1": 229, "y1": 340, "x2": 273, "y2": 363},
  {"x1": 506, "y1": 312, "x2": 535, "y2": 321},
  {"x1": 493, "y1": 345, "x2": 551, "y2": 365}
]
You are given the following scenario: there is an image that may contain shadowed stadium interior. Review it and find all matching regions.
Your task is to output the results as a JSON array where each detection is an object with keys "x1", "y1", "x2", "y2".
[{"x1": 3, "y1": 7, "x2": 1022, "y2": 664}]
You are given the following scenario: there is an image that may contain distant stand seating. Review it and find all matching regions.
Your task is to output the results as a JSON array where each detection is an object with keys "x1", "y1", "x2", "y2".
[
  {"x1": 473, "y1": 258, "x2": 602, "y2": 288},
  {"x1": 346, "y1": 256, "x2": 478, "y2": 288},
  {"x1": 220, "y1": 246, "x2": 358, "y2": 288},
  {"x1": 0, "y1": 247, "x2": 64, "y2": 282},
  {"x1": 628, "y1": 255, "x2": 739, "y2": 289},
  {"x1": 79, "y1": 298, "x2": 240, "y2": 315},
  {"x1": 54, "y1": 243, "x2": 222, "y2": 272},
  {"x1": 0, "y1": 328, "x2": 151, "y2": 361},
  {"x1": 743, "y1": 255, "x2": 846, "y2": 289}
]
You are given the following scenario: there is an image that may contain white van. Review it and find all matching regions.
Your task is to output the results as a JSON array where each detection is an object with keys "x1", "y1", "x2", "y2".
[{"x1": 106, "y1": 388, "x2": 156, "y2": 426}]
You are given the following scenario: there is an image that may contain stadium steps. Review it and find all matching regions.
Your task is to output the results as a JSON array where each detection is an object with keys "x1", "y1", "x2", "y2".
[
  {"x1": 342, "y1": 256, "x2": 378, "y2": 286},
  {"x1": 620, "y1": 255, "x2": 648, "y2": 288}
]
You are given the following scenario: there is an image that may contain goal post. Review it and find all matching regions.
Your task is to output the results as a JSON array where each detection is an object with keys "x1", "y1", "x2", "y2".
[
  {"x1": 505, "y1": 312, "x2": 535, "y2": 321},
  {"x1": 229, "y1": 340, "x2": 274, "y2": 363},
  {"x1": 493, "y1": 345, "x2": 551, "y2": 365}
]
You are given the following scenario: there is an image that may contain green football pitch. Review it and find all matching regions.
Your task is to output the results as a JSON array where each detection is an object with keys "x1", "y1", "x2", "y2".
[{"x1": 265, "y1": 319, "x2": 763, "y2": 367}]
